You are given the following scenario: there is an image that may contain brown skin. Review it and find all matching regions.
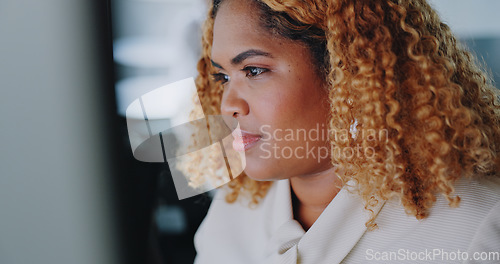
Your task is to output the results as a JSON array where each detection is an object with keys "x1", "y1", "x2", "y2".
[{"x1": 212, "y1": 0, "x2": 341, "y2": 230}]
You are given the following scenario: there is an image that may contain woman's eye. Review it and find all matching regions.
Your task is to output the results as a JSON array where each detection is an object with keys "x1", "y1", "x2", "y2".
[
  {"x1": 211, "y1": 73, "x2": 230, "y2": 84},
  {"x1": 243, "y1": 67, "x2": 268, "y2": 78}
]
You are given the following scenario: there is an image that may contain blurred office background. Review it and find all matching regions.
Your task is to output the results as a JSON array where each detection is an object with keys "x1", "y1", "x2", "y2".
[
  {"x1": 429, "y1": 0, "x2": 500, "y2": 85},
  {"x1": 1, "y1": 0, "x2": 499, "y2": 264},
  {"x1": 111, "y1": 0, "x2": 209, "y2": 263}
]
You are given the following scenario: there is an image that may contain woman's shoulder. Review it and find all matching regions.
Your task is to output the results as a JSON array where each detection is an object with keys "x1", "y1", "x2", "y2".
[
  {"x1": 380, "y1": 176, "x2": 500, "y2": 230},
  {"x1": 446, "y1": 176, "x2": 500, "y2": 220},
  {"x1": 344, "y1": 177, "x2": 500, "y2": 263},
  {"x1": 456, "y1": 176, "x2": 500, "y2": 200},
  {"x1": 455, "y1": 177, "x2": 500, "y2": 261},
  {"x1": 193, "y1": 181, "x2": 283, "y2": 263},
  {"x1": 202, "y1": 180, "x2": 281, "y2": 219},
  {"x1": 447, "y1": 176, "x2": 500, "y2": 224},
  {"x1": 379, "y1": 176, "x2": 500, "y2": 221}
]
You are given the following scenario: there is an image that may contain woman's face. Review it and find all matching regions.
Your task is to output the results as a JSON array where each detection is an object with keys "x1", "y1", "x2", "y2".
[{"x1": 212, "y1": 0, "x2": 332, "y2": 180}]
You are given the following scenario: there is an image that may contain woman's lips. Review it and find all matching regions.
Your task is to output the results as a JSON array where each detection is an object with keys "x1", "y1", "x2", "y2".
[{"x1": 232, "y1": 129, "x2": 262, "y2": 152}]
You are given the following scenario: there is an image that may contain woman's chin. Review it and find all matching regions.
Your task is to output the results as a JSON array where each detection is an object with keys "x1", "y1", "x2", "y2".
[{"x1": 241, "y1": 168, "x2": 282, "y2": 182}]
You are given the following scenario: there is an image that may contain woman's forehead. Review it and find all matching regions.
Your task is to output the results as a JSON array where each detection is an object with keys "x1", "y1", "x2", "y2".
[
  {"x1": 211, "y1": 0, "x2": 304, "y2": 63},
  {"x1": 213, "y1": 0, "x2": 261, "y2": 34},
  {"x1": 212, "y1": 1, "x2": 271, "y2": 59}
]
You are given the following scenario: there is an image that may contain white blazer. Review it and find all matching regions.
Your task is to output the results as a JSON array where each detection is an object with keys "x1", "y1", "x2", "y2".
[{"x1": 194, "y1": 177, "x2": 500, "y2": 263}]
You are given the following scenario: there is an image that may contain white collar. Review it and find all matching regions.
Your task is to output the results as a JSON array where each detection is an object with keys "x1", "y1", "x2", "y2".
[{"x1": 264, "y1": 179, "x2": 386, "y2": 263}]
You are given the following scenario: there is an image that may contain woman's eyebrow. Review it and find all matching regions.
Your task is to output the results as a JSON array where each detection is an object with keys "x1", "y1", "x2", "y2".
[
  {"x1": 211, "y1": 49, "x2": 272, "y2": 69},
  {"x1": 211, "y1": 60, "x2": 224, "y2": 69},
  {"x1": 231, "y1": 49, "x2": 272, "y2": 65}
]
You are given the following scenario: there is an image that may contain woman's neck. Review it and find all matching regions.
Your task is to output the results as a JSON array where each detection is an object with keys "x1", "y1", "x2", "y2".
[{"x1": 290, "y1": 166, "x2": 341, "y2": 231}]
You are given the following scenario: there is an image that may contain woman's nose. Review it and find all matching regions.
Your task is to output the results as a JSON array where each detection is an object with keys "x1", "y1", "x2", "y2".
[{"x1": 220, "y1": 82, "x2": 249, "y2": 118}]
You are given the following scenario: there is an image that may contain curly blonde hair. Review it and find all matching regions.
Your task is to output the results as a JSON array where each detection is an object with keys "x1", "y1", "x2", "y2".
[{"x1": 183, "y1": 0, "x2": 500, "y2": 223}]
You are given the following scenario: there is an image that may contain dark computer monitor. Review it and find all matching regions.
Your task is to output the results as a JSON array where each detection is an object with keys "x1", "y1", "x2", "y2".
[{"x1": 0, "y1": 1, "x2": 148, "y2": 263}]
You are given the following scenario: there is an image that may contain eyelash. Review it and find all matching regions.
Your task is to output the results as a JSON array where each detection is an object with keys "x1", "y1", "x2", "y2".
[
  {"x1": 244, "y1": 66, "x2": 268, "y2": 78},
  {"x1": 211, "y1": 73, "x2": 230, "y2": 84},
  {"x1": 211, "y1": 66, "x2": 269, "y2": 85}
]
